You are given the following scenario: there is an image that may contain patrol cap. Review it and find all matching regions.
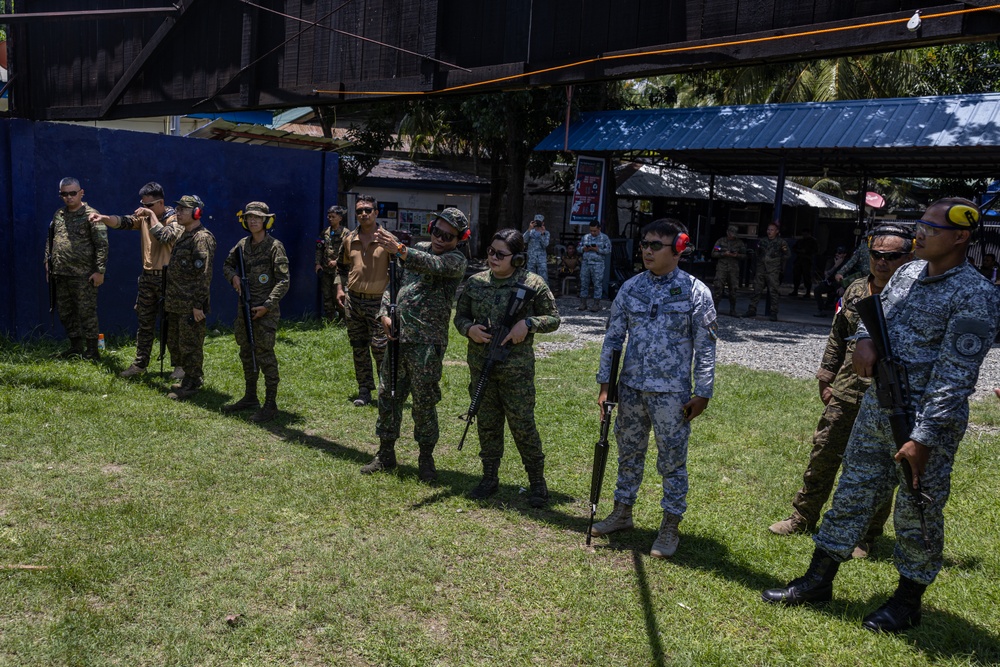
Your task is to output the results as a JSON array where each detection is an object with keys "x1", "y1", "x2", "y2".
[
  {"x1": 533, "y1": 213, "x2": 545, "y2": 222},
  {"x1": 175, "y1": 195, "x2": 204, "y2": 209},
  {"x1": 431, "y1": 207, "x2": 469, "y2": 234},
  {"x1": 727, "y1": 224, "x2": 738, "y2": 234},
  {"x1": 244, "y1": 201, "x2": 270, "y2": 216}
]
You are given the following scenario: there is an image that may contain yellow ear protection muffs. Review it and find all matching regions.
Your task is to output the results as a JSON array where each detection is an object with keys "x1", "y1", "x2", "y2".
[
  {"x1": 672, "y1": 232, "x2": 691, "y2": 255},
  {"x1": 868, "y1": 225, "x2": 916, "y2": 252},
  {"x1": 238, "y1": 208, "x2": 276, "y2": 231},
  {"x1": 945, "y1": 202, "x2": 981, "y2": 229}
]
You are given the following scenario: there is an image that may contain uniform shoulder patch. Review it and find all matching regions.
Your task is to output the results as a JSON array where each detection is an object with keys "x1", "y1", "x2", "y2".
[
  {"x1": 259, "y1": 274, "x2": 270, "y2": 284},
  {"x1": 955, "y1": 332, "x2": 983, "y2": 357}
]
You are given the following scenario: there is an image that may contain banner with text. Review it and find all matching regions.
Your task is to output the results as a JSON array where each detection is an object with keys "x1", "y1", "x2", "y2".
[{"x1": 569, "y1": 156, "x2": 605, "y2": 226}]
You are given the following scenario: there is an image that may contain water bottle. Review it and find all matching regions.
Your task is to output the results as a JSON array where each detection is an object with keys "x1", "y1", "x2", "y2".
[{"x1": 97, "y1": 333, "x2": 106, "y2": 350}]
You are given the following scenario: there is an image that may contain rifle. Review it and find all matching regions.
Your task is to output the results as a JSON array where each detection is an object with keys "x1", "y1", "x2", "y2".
[
  {"x1": 855, "y1": 294, "x2": 933, "y2": 554},
  {"x1": 237, "y1": 244, "x2": 258, "y2": 374},
  {"x1": 387, "y1": 257, "x2": 400, "y2": 400},
  {"x1": 587, "y1": 347, "x2": 622, "y2": 545},
  {"x1": 158, "y1": 265, "x2": 169, "y2": 376},
  {"x1": 458, "y1": 281, "x2": 538, "y2": 450},
  {"x1": 47, "y1": 223, "x2": 56, "y2": 327}
]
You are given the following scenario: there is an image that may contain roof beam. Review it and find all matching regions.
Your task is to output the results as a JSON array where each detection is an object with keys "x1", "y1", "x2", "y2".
[{"x1": 0, "y1": 7, "x2": 179, "y2": 23}]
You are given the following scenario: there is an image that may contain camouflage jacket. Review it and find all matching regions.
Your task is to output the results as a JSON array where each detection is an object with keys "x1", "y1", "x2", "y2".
[
  {"x1": 711, "y1": 236, "x2": 746, "y2": 267},
  {"x1": 524, "y1": 228, "x2": 550, "y2": 257},
  {"x1": 223, "y1": 235, "x2": 290, "y2": 320},
  {"x1": 315, "y1": 225, "x2": 346, "y2": 274},
  {"x1": 454, "y1": 268, "x2": 560, "y2": 368},
  {"x1": 160, "y1": 224, "x2": 216, "y2": 313},
  {"x1": 46, "y1": 203, "x2": 108, "y2": 277},
  {"x1": 755, "y1": 236, "x2": 790, "y2": 270},
  {"x1": 857, "y1": 260, "x2": 1000, "y2": 448},
  {"x1": 378, "y1": 242, "x2": 467, "y2": 345},
  {"x1": 838, "y1": 245, "x2": 870, "y2": 287},
  {"x1": 816, "y1": 276, "x2": 873, "y2": 403},
  {"x1": 577, "y1": 232, "x2": 612, "y2": 264},
  {"x1": 598, "y1": 268, "x2": 717, "y2": 397}
]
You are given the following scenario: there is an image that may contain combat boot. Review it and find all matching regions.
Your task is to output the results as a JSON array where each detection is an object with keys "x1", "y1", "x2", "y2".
[
  {"x1": 589, "y1": 299, "x2": 601, "y2": 312},
  {"x1": 353, "y1": 387, "x2": 372, "y2": 407},
  {"x1": 589, "y1": 500, "x2": 633, "y2": 537},
  {"x1": 119, "y1": 364, "x2": 146, "y2": 379},
  {"x1": 862, "y1": 576, "x2": 926, "y2": 633},
  {"x1": 170, "y1": 366, "x2": 185, "y2": 380},
  {"x1": 417, "y1": 446, "x2": 437, "y2": 483},
  {"x1": 741, "y1": 308, "x2": 757, "y2": 318},
  {"x1": 82, "y1": 338, "x2": 101, "y2": 361},
  {"x1": 526, "y1": 466, "x2": 549, "y2": 508},
  {"x1": 728, "y1": 302, "x2": 737, "y2": 317},
  {"x1": 222, "y1": 379, "x2": 260, "y2": 413},
  {"x1": 469, "y1": 458, "x2": 500, "y2": 499},
  {"x1": 168, "y1": 377, "x2": 202, "y2": 401},
  {"x1": 360, "y1": 440, "x2": 397, "y2": 474},
  {"x1": 762, "y1": 547, "x2": 840, "y2": 605},
  {"x1": 768, "y1": 511, "x2": 813, "y2": 536},
  {"x1": 577, "y1": 298, "x2": 589, "y2": 311},
  {"x1": 650, "y1": 511, "x2": 682, "y2": 558},
  {"x1": 250, "y1": 386, "x2": 278, "y2": 423},
  {"x1": 58, "y1": 337, "x2": 85, "y2": 359}
]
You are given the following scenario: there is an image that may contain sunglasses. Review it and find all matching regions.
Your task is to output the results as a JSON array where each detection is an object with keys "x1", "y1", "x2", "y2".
[
  {"x1": 356, "y1": 207, "x2": 375, "y2": 215},
  {"x1": 430, "y1": 226, "x2": 456, "y2": 242},
  {"x1": 140, "y1": 198, "x2": 163, "y2": 206},
  {"x1": 486, "y1": 246, "x2": 512, "y2": 260},
  {"x1": 59, "y1": 190, "x2": 79, "y2": 198},
  {"x1": 869, "y1": 250, "x2": 906, "y2": 261},
  {"x1": 639, "y1": 240, "x2": 667, "y2": 251}
]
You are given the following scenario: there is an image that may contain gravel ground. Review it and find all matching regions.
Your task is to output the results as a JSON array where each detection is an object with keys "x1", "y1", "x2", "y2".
[{"x1": 542, "y1": 296, "x2": 1000, "y2": 401}]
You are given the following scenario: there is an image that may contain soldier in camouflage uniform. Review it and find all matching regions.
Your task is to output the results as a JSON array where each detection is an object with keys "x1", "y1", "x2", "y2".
[
  {"x1": 147, "y1": 195, "x2": 216, "y2": 400},
  {"x1": 91, "y1": 182, "x2": 184, "y2": 378},
  {"x1": 743, "y1": 222, "x2": 790, "y2": 321},
  {"x1": 221, "y1": 201, "x2": 291, "y2": 422},
  {"x1": 768, "y1": 225, "x2": 914, "y2": 559},
  {"x1": 524, "y1": 214, "x2": 550, "y2": 283},
  {"x1": 44, "y1": 177, "x2": 107, "y2": 360},
  {"x1": 454, "y1": 228, "x2": 561, "y2": 507},
  {"x1": 711, "y1": 224, "x2": 746, "y2": 316},
  {"x1": 836, "y1": 242, "x2": 872, "y2": 289},
  {"x1": 577, "y1": 222, "x2": 612, "y2": 311},
  {"x1": 589, "y1": 219, "x2": 717, "y2": 559},
  {"x1": 360, "y1": 208, "x2": 469, "y2": 482},
  {"x1": 315, "y1": 205, "x2": 347, "y2": 322},
  {"x1": 764, "y1": 198, "x2": 1000, "y2": 634},
  {"x1": 336, "y1": 195, "x2": 390, "y2": 407}
]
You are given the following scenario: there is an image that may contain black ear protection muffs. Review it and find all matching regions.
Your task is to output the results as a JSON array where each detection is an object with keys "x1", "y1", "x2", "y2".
[{"x1": 511, "y1": 252, "x2": 527, "y2": 268}]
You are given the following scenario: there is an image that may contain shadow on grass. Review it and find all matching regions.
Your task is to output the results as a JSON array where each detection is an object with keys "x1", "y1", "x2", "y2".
[{"x1": 632, "y1": 550, "x2": 668, "y2": 667}]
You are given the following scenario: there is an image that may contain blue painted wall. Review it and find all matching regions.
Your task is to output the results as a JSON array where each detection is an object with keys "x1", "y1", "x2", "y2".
[{"x1": 0, "y1": 119, "x2": 339, "y2": 339}]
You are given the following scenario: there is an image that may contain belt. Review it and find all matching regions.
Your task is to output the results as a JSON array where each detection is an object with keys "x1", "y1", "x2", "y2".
[
  {"x1": 348, "y1": 289, "x2": 383, "y2": 300},
  {"x1": 143, "y1": 269, "x2": 163, "y2": 275}
]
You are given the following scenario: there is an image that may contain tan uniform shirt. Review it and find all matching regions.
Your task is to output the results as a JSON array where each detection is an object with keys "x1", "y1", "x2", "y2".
[
  {"x1": 116, "y1": 208, "x2": 178, "y2": 271},
  {"x1": 336, "y1": 227, "x2": 390, "y2": 297}
]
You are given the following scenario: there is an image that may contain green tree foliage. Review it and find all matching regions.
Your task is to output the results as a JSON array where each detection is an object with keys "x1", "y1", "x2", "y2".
[{"x1": 313, "y1": 102, "x2": 400, "y2": 198}]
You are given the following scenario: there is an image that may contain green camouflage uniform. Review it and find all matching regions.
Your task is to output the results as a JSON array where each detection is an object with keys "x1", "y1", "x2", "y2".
[
  {"x1": 454, "y1": 268, "x2": 561, "y2": 474},
  {"x1": 375, "y1": 243, "x2": 468, "y2": 449},
  {"x1": 45, "y1": 203, "x2": 107, "y2": 340},
  {"x1": 711, "y1": 235, "x2": 746, "y2": 311},
  {"x1": 315, "y1": 225, "x2": 346, "y2": 320},
  {"x1": 157, "y1": 224, "x2": 216, "y2": 384},
  {"x1": 747, "y1": 236, "x2": 790, "y2": 315},
  {"x1": 223, "y1": 235, "x2": 290, "y2": 396}
]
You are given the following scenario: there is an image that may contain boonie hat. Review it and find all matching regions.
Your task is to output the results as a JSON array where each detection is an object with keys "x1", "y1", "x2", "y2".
[{"x1": 244, "y1": 201, "x2": 270, "y2": 216}]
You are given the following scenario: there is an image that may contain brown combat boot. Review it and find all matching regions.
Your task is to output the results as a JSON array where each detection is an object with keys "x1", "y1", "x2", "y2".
[
  {"x1": 768, "y1": 511, "x2": 813, "y2": 535},
  {"x1": 650, "y1": 511, "x2": 681, "y2": 558},
  {"x1": 590, "y1": 500, "x2": 633, "y2": 537},
  {"x1": 168, "y1": 377, "x2": 202, "y2": 401}
]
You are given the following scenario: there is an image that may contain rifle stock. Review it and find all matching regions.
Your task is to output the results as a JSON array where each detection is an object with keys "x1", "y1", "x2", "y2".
[
  {"x1": 586, "y1": 348, "x2": 622, "y2": 545},
  {"x1": 237, "y1": 245, "x2": 258, "y2": 375}
]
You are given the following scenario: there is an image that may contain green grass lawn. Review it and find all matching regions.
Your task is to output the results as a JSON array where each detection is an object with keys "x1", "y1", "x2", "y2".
[{"x1": 1, "y1": 325, "x2": 998, "y2": 666}]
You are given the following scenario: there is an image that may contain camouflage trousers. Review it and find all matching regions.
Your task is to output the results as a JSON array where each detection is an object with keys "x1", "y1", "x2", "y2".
[
  {"x1": 748, "y1": 264, "x2": 782, "y2": 314},
  {"x1": 345, "y1": 293, "x2": 387, "y2": 391},
  {"x1": 54, "y1": 275, "x2": 99, "y2": 339},
  {"x1": 133, "y1": 271, "x2": 177, "y2": 369},
  {"x1": 470, "y1": 356, "x2": 544, "y2": 471},
  {"x1": 166, "y1": 311, "x2": 206, "y2": 382},
  {"x1": 814, "y1": 390, "x2": 957, "y2": 585},
  {"x1": 526, "y1": 252, "x2": 548, "y2": 283},
  {"x1": 234, "y1": 313, "x2": 279, "y2": 390},
  {"x1": 713, "y1": 260, "x2": 740, "y2": 309},
  {"x1": 319, "y1": 271, "x2": 343, "y2": 321},
  {"x1": 579, "y1": 260, "x2": 605, "y2": 299},
  {"x1": 375, "y1": 343, "x2": 444, "y2": 448},
  {"x1": 612, "y1": 384, "x2": 691, "y2": 515},
  {"x1": 792, "y1": 394, "x2": 891, "y2": 540}
]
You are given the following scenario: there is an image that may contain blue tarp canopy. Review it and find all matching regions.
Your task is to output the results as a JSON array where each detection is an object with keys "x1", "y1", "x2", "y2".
[{"x1": 535, "y1": 94, "x2": 1000, "y2": 179}]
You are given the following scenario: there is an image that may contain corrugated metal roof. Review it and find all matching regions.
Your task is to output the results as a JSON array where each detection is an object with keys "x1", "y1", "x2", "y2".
[
  {"x1": 535, "y1": 94, "x2": 1000, "y2": 178},
  {"x1": 361, "y1": 158, "x2": 490, "y2": 192},
  {"x1": 617, "y1": 164, "x2": 856, "y2": 211},
  {"x1": 185, "y1": 119, "x2": 352, "y2": 152}
]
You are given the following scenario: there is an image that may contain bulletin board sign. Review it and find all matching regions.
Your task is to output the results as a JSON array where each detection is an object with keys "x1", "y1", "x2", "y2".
[{"x1": 569, "y1": 156, "x2": 605, "y2": 226}]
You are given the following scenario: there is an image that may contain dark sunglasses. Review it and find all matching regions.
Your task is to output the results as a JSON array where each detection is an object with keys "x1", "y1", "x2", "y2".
[
  {"x1": 486, "y1": 246, "x2": 512, "y2": 259},
  {"x1": 430, "y1": 226, "x2": 456, "y2": 242},
  {"x1": 639, "y1": 240, "x2": 667, "y2": 251},
  {"x1": 355, "y1": 207, "x2": 375, "y2": 215},
  {"x1": 869, "y1": 250, "x2": 906, "y2": 261},
  {"x1": 59, "y1": 190, "x2": 79, "y2": 198}
]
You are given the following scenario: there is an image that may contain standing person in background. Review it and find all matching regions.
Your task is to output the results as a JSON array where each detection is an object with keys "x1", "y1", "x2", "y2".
[
  {"x1": 336, "y1": 195, "x2": 391, "y2": 407},
  {"x1": 44, "y1": 177, "x2": 107, "y2": 360},
  {"x1": 978, "y1": 252, "x2": 997, "y2": 282},
  {"x1": 222, "y1": 201, "x2": 290, "y2": 423},
  {"x1": 711, "y1": 225, "x2": 746, "y2": 316},
  {"x1": 454, "y1": 229, "x2": 561, "y2": 507},
  {"x1": 90, "y1": 182, "x2": 183, "y2": 378},
  {"x1": 792, "y1": 229, "x2": 819, "y2": 298},
  {"x1": 315, "y1": 205, "x2": 347, "y2": 323},
  {"x1": 577, "y1": 222, "x2": 612, "y2": 312},
  {"x1": 524, "y1": 213, "x2": 550, "y2": 284},
  {"x1": 743, "y1": 222, "x2": 790, "y2": 321}
]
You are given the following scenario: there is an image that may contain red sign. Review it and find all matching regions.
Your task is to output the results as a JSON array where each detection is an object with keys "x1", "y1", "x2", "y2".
[{"x1": 570, "y1": 156, "x2": 605, "y2": 225}]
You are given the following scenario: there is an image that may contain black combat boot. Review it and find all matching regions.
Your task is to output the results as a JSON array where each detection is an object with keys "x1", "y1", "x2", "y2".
[
  {"x1": 58, "y1": 337, "x2": 85, "y2": 359},
  {"x1": 222, "y1": 378, "x2": 260, "y2": 413},
  {"x1": 82, "y1": 338, "x2": 101, "y2": 361},
  {"x1": 469, "y1": 459, "x2": 500, "y2": 499},
  {"x1": 361, "y1": 440, "x2": 397, "y2": 474},
  {"x1": 526, "y1": 465, "x2": 549, "y2": 508},
  {"x1": 862, "y1": 576, "x2": 926, "y2": 633},
  {"x1": 417, "y1": 446, "x2": 437, "y2": 483},
  {"x1": 251, "y1": 385, "x2": 278, "y2": 423},
  {"x1": 762, "y1": 547, "x2": 841, "y2": 605}
]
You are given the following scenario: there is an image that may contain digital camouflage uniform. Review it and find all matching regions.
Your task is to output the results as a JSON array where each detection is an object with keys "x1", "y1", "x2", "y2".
[
  {"x1": 577, "y1": 232, "x2": 612, "y2": 300},
  {"x1": 711, "y1": 235, "x2": 746, "y2": 313},
  {"x1": 223, "y1": 234, "x2": 290, "y2": 401},
  {"x1": 524, "y1": 227, "x2": 550, "y2": 283},
  {"x1": 747, "y1": 235, "x2": 790, "y2": 316},
  {"x1": 790, "y1": 276, "x2": 891, "y2": 539},
  {"x1": 337, "y1": 228, "x2": 390, "y2": 393},
  {"x1": 814, "y1": 260, "x2": 1000, "y2": 585},
  {"x1": 315, "y1": 224, "x2": 346, "y2": 320},
  {"x1": 157, "y1": 223, "x2": 216, "y2": 385},
  {"x1": 375, "y1": 242, "x2": 467, "y2": 450},
  {"x1": 45, "y1": 203, "x2": 107, "y2": 342},
  {"x1": 597, "y1": 268, "x2": 717, "y2": 517},
  {"x1": 454, "y1": 268, "x2": 561, "y2": 478},
  {"x1": 838, "y1": 244, "x2": 871, "y2": 288},
  {"x1": 113, "y1": 207, "x2": 179, "y2": 369}
]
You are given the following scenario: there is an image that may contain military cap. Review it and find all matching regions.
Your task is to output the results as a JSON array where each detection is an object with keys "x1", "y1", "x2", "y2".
[
  {"x1": 175, "y1": 195, "x2": 204, "y2": 209},
  {"x1": 431, "y1": 207, "x2": 469, "y2": 234},
  {"x1": 727, "y1": 224, "x2": 738, "y2": 234},
  {"x1": 533, "y1": 213, "x2": 545, "y2": 222},
  {"x1": 244, "y1": 201, "x2": 270, "y2": 216}
]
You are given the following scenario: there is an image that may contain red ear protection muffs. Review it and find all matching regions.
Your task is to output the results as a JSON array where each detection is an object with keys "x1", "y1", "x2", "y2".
[
  {"x1": 427, "y1": 218, "x2": 471, "y2": 242},
  {"x1": 193, "y1": 206, "x2": 202, "y2": 220},
  {"x1": 672, "y1": 232, "x2": 690, "y2": 255}
]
